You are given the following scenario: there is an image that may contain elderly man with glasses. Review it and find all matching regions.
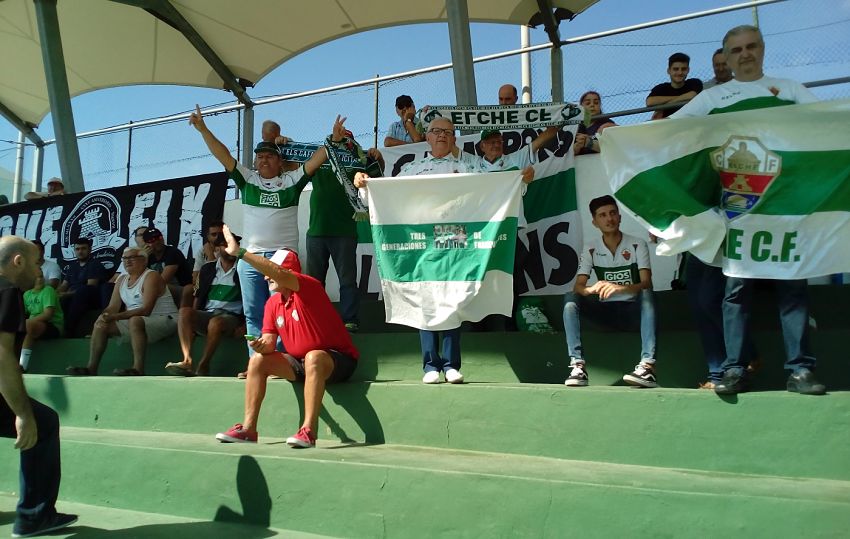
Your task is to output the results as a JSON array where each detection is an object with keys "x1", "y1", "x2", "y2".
[
  {"x1": 67, "y1": 247, "x2": 177, "y2": 376},
  {"x1": 355, "y1": 118, "x2": 478, "y2": 384}
]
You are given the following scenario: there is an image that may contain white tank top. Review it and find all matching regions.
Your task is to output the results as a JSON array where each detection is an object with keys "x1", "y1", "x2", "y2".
[{"x1": 118, "y1": 269, "x2": 177, "y2": 316}]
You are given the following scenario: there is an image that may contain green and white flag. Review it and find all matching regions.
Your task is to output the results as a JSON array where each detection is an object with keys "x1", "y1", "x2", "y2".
[
  {"x1": 367, "y1": 171, "x2": 522, "y2": 330},
  {"x1": 600, "y1": 100, "x2": 850, "y2": 279}
]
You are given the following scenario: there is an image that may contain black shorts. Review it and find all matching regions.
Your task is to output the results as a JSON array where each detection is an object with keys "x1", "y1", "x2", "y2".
[
  {"x1": 286, "y1": 349, "x2": 357, "y2": 384},
  {"x1": 41, "y1": 323, "x2": 62, "y2": 339}
]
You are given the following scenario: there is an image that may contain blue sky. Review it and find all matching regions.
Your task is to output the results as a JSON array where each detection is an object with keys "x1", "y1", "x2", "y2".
[{"x1": 1, "y1": 0, "x2": 848, "y2": 193}]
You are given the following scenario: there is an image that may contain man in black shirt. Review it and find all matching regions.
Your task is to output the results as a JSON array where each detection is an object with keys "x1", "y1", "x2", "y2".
[
  {"x1": 142, "y1": 227, "x2": 191, "y2": 304},
  {"x1": 0, "y1": 236, "x2": 77, "y2": 537},
  {"x1": 57, "y1": 237, "x2": 105, "y2": 336},
  {"x1": 646, "y1": 52, "x2": 703, "y2": 118}
]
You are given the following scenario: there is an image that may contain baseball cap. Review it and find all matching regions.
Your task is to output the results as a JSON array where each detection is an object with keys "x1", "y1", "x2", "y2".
[
  {"x1": 254, "y1": 141, "x2": 282, "y2": 156},
  {"x1": 269, "y1": 249, "x2": 302, "y2": 273},
  {"x1": 142, "y1": 227, "x2": 164, "y2": 243},
  {"x1": 480, "y1": 129, "x2": 502, "y2": 141},
  {"x1": 47, "y1": 177, "x2": 64, "y2": 187}
]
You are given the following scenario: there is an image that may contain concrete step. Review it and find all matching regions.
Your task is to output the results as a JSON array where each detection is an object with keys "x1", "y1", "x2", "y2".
[
  {"x1": 19, "y1": 375, "x2": 850, "y2": 481},
  {"x1": 0, "y1": 492, "x2": 335, "y2": 538},
  {"x1": 2, "y1": 428, "x2": 848, "y2": 538}
]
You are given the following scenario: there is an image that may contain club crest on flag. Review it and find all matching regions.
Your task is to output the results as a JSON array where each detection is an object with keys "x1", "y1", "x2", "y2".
[{"x1": 711, "y1": 136, "x2": 782, "y2": 219}]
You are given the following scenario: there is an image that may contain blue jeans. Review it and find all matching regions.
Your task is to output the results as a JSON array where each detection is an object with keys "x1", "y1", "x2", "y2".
[
  {"x1": 238, "y1": 252, "x2": 276, "y2": 356},
  {"x1": 420, "y1": 329, "x2": 462, "y2": 372},
  {"x1": 562, "y1": 289, "x2": 657, "y2": 363},
  {"x1": 722, "y1": 277, "x2": 815, "y2": 374},
  {"x1": 305, "y1": 235, "x2": 359, "y2": 324},
  {"x1": 0, "y1": 397, "x2": 61, "y2": 528}
]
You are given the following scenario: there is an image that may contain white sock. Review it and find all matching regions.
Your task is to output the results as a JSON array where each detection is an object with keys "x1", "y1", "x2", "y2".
[{"x1": 19, "y1": 349, "x2": 32, "y2": 371}]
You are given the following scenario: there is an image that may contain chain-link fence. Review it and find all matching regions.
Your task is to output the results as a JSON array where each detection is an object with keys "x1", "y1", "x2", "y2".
[{"x1": 15, "y1": 0, "x2": 850, "y2": 196}]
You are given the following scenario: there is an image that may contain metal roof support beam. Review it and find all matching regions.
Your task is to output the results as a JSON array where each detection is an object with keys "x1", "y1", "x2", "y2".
[
  {"x1": 241, "y1": 106, "x2": 254, "y2": 169},
  {"x1": 31, "y1": 144, "x2": 45, "y2": 194},
  {"x1": 446, "y1": 0, "x2": 478, "y2": 109},
  {"x1": 33, "y1": 0, "x2": 85, "y2": 194},
  {"x1": 535, "y1": 0, "x2": 564, "y2": 102},
  {"x1": 110, "y1": 0, "x2": 254, "y2": 107},
  {"x1": 12, "y1": 132, "x2": 25, "y2": 203},
  {"x1": 0, "y1": 101, "x2": 44, "y2": 146}
]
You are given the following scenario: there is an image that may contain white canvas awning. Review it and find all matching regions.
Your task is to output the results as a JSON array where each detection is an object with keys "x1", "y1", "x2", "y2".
[{"x1": 0, "y1": 0, "x2": 597, "y2": 127}]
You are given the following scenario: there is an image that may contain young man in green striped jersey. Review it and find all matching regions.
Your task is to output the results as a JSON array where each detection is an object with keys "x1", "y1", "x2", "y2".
[{"x1": 562, "y1": 195, "x2": 658, "y2": 388}]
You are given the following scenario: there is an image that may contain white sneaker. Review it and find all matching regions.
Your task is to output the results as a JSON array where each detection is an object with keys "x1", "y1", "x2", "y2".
[
  {"x1": 445, "y1": 368, "x2": 464, "y2": 384},
  {"x1": 422, "y1": 371, "x2": 441, "y2": 384}
]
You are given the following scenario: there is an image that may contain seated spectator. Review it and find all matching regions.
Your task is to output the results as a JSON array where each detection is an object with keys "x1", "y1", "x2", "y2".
[
  {"x1": 646, "y1": 52, "x2": 703, "y2": 119},
  {"x1": 109, "y1": 226, "x2": 148, "y2": 283},
  {"x1": 57, "y1": 237, "x2": 105, "y2": 336},
  {"x1": 177, "y1": 220, "x2": 224, "y2": 309},
  {"x1": 498, "y1": 84, "x2": 519, "y2": 105},
  {"x1": 19, "y1": 269, "x2": 64, "y2": 372},
  {"x1": 574, "y1": 91, "x2": 617, "y2": 155},
  {"x1": 67, "y1": 247, "x2": 177, "y2": 376},
  {"x1": 165, "y1": 242, "x2": 243, "y2": 376},
  {"x1": 142, "y1": 227, "x2": 192, "y2": 304},
  {"x1": 703, "y1": 48, "x2": 732, "y2": 89},
  {"x1": 33, "y1": 240, "x2": 61, "y2": 288},
  {"x1": 215, "y1": 225, "x2": 359, "y2": 448},
  {"x1": 384, "y1": 95, "x2": 425, "y2": 147},
  {"x1": 24, "y1": 177, "x2": 65, "y2": 201},
  {"x1": 562, "y1": 195, "x2": 658, "y2": 388}
]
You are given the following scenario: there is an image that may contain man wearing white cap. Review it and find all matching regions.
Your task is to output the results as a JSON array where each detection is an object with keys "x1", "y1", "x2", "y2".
[{"x1": 24, "y1": 178, "x2": 65, "y2": 201}]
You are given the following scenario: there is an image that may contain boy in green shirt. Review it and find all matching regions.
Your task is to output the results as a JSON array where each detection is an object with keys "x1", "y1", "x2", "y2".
[{"x1": 20, "y1": 269, "x2": 64, "y2": 371}]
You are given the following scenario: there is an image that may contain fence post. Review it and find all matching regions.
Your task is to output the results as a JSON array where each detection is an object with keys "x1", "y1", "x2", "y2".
[{"x1": 374, "y1": 75, "x2": 380, "y2": 149}]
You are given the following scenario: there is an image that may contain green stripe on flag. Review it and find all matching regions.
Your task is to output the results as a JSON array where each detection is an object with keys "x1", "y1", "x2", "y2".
[
  {"x1": 614, "y1": 149, "x2": 720, "y2": 230},
  {"x1": 708, "y1": 96, "x2": 797, "y2": 115},
  {"x1": 615, "y1": 148, "x2": 850, "y2": 229},
  {"x1": 523, "y1": 168, "x2": 577, "y2": 222},
  {"x1": 751, "y1": 150, "x2": 850, "y2": 215},
  {"x1": 372, "y1": 219, "x2": 517, "y2": 282}
]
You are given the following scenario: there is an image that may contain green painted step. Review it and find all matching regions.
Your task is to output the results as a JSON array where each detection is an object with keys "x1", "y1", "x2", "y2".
[
  {"x1": 25, "y1": 327, "x2": 850, "y2": 389},
  {"x1": 18, "y1": 376, "x2": 850, "y2": 481},
  {"x1": 2, "y1": 428, "x2": 848, "y2": 538},
  {"x1": 0, "y1": 492, "x2": 336, "y2": 538}
]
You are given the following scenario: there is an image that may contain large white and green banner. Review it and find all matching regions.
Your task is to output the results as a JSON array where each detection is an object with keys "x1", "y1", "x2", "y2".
[
  {"x1": 601, "y1": 100, "x2": 850, "y2": 279},
  {"x1": 366, "y1": 171, "x2": 522, "y2": 330},
  {"x1": 379, "y1": 126, "x2": 582, "y2": 296}
]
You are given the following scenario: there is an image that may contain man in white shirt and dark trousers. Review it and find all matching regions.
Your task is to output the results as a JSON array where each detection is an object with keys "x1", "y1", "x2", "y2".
[{"x1": 562, "y1": 195, "x2": 658, "y2": 388}]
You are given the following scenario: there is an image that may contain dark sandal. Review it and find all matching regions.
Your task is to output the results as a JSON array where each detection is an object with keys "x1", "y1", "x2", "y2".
[
  {"x1": 66, "y1": 366, "x2": 92, "y2": 376},
  {"x1": 113, "y1": 368, "x2": 143, "y2": 376}
]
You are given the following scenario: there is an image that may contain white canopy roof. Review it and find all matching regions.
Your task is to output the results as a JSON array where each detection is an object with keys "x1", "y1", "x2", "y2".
[{"x1": 0, "y1": 0, "x2": 597, "y2": 127}]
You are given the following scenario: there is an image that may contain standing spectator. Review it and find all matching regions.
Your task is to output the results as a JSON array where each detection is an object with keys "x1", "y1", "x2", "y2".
[
  {"x1": 142, "y1": 227, "x2": 192, "y2": 303},
  {"x1": 215, "y1": 225, "x2": 359, "y2": 448},
  {"x1": 562, "y1": 196, "x2": 658, "y2": 388},
  {"x1": 498, "y1": 84, "x2": 518, "y2": 105},
  {"x1": 33, "y1": 240, "x2": 61, "y2": 289},
  {"x1": 67, "y1": 246, "x2": 177, "y2": 376},
  {"x1": 57, "y1": 237, "x2": 105, "y2": 336},
  {"x1": 574, "y1": 91, "x2": 617, "y2": 155},
  {"x1": 703, "y1": 48, "x2": 733, "y2": 89},
  {"x1": 305, "y1": 131, "x2": 383, "y2": 333},
  {"x1": 19, "y1": 269, "x2": 64, "y2": 372},
  {"x1": 671, "y1": 25, "x2": 824, "y2": 395},
  {"x1": 189, "y1": 105, "x2": 342, "y2": 363},
  {"x1": 24, "y1": 177, "x2": 65, "y2": 201},
  {"x1": 384, "y1": 95, "x2": 425, "y2": 147},
  {"x1": 646, "y1": 52, "x2": 703, "y2": 118},
  {"x1": 355, "y1": 118, "x2": 478, "y2": 384},
  {"x1": 166, "y1": 244, "x2": 243, "y2": 377},
  {"x1": 0, "y1": 236, "x2": 77, "y2": 537}
]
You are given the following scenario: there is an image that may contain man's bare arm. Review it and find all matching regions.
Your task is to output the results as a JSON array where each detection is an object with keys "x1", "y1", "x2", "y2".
[{"x1": 189, "y1": 104, "x2": 237, "y2": 173}]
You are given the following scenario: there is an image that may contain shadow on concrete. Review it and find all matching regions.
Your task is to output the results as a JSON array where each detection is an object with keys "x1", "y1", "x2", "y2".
[
  {"x1": 0, "y1": 511, "x2": 14, "y2": 526},
  {"x1": 291, "y1": 381, "x2": 385, "y2": 445},
  {"x1": 67, "y1": 521, "x2": 276, "y2": 538}
]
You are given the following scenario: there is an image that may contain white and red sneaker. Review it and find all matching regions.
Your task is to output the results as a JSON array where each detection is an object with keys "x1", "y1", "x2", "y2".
[
  {"x1": 286, "y1": 426, "x2": 317, "y2": 448},
  {"x1": 215, "y1": 423, "x2": 258, "y2": 443}
]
